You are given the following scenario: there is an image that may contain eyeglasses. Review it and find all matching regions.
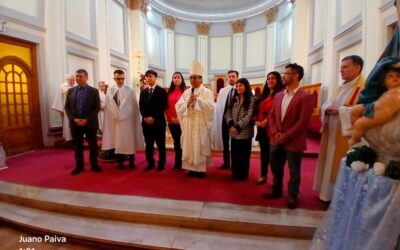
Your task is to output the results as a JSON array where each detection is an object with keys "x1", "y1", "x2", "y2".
[
  {"x1": 189, "y1": 76, "x2": 200, "y2": 79},
  {"x1": 114, "y1": 78, "x2": 125, "y2": 80}
]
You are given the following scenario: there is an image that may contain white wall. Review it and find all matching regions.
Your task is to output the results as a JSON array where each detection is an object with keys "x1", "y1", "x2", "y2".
[
  {"x1": 175, "y1": 34, "x2": 196, "y2": 70},
  {"x1": 306, "y1": 0, "x2": 397, "y2": 104},
  {"x1": 210, "y1": 36, "x2": 231, "y2": 71},
  {"x1": 147, "y1": 25, "x2": 161, "y2": 67},
  {"x1": 66, "y1": 0, "x2": 92, "y2": 41},
  {"x1": 0, "y1": 0, "x2": 129, "y2": 145},
  {"x1": 108, "y1": 1, "x2": 126, "y2": 54},
  {"x1": 245, "y1": 29, "x2": 266, "y2": 69},
  {"x1": 1, "y1": 0, "x2": 38, "y2": 16}
]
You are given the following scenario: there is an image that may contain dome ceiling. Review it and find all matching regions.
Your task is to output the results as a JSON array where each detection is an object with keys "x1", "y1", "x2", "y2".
[{"x1": 150, "y1": 0, "x2": 283, "y2": 22}]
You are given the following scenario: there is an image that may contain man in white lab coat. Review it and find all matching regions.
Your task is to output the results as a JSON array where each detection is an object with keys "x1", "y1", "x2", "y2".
[
  {"x1": 213, "y1": 70, "x2": 238, "y2": 170},
  {"x1": 52, "y1": 74, "x2": 76, "y2": 141},
  {"x1": 97, "y1": 81, "x2": 107, "y2": 133},
  {"x1": 102, "y1": 70, "x2": 144, "y2": 169}
]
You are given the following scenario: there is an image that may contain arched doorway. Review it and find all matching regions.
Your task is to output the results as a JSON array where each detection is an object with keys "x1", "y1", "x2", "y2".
[
  {"x1": 0, "y1": 35, "x2": 43, "y2": 156},
  {"x1": 216, "y1": 78, "x2": 224, "y2": 93}
]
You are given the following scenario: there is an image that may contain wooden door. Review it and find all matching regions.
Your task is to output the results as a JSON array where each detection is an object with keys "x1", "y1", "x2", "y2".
[{"x1": 0, "y1": 35, "x2": 43, "y2": 156}]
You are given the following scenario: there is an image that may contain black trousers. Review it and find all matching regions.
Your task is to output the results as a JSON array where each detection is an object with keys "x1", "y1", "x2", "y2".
[
  {"x1": 168, "y1": 124, "x2": 182, "y2": 167},
  {"x1": 231, "y1": 138, "x2": 252, "y2": 180},
  {"x1": 269, "y1": 144, "x2": 303, "y2": 196},
  {"x1": 256, "y1": 128, "x2": 270, "y2": 178},
  {"x1": 222, "y1": 117, "x2": 231, "y2": 167},
  {"x1": 142, "y1": 124, "x2": 166, "y2": 166},
  {"x1": 70, "y1": 126, "x2": 98, "y2": 169}
]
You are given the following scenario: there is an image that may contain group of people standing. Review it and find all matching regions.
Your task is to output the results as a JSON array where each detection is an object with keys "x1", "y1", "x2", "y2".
[
  {"x1": 55, "y1": 59, "x2": 319, "y2": 209},
  {"x1": 213, "y1": 64, "x2": 314, "y2": 209}
]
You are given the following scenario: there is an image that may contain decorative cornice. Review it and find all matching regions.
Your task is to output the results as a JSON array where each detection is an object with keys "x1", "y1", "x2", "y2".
[
  {"x1": 126, "y1": 0, "x2": 148, "y2": 16},
  {"x1": 232, "y1": 20, "x2": 245, "y2": 33},
  {"x1": 196, "y1": 22, "x2": 209, "y2": 35},
  {"x1": 164, "y1": 15, "x2": 176, "y2": 30},
  {"x1": 126, "y1": 0, "x2": 140, "y2": 10},
  {"x1": 150, "y1": 0, "x2": 279, "y2": 22},
  {"x1": 265, "y1": 7, "x2": 279, "y2": 24}
]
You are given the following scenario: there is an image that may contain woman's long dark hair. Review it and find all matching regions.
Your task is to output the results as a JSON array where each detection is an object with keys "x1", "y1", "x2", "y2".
[
  {"x1": 230, "y1": 78, "x2": 254, "y2": 111},
  {"x1": 167, "y1": 72, "x2": 187, "y2": 97},
  {"x1": 254, "y1": 71, "x2": 284, "y2": 116}
]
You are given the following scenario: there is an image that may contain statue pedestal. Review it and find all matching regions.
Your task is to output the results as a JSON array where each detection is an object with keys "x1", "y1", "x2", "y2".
[{"x1": 311, "y1": 159, "x2": 400, "y2": 250}]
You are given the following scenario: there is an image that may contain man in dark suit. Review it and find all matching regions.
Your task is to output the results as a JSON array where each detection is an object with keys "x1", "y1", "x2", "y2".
[
  {"x1": 263, "y1": 63, "x2": 314, "y2": 209},
  {"x1": 65, "y1": 69, "x2": 102, "y2": 175},
  {"x1": 139, "y1": 70, "x2": 168, "y2": 171}
]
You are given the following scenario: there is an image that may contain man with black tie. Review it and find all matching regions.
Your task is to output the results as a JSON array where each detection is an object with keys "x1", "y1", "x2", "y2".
[
  {"x1": 65, "y1": 69, "x2": 102, "y2": 175},
  {"x1": 213, "y1": 70, "x2": 238, "y2": 170},
  {"x1": 139, "y1": 70, "x2": 168, "y2": 171}
]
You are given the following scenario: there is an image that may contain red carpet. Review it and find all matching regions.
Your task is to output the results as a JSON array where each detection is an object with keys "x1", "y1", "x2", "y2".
[{"x1": 0, "y1": 148, "x2": 327, "y2": 211}]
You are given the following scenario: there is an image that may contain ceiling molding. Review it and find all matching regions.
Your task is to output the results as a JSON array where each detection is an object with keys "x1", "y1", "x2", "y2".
[{"x1": 150, "y1": 0, "x2": 284, "y2": 22}]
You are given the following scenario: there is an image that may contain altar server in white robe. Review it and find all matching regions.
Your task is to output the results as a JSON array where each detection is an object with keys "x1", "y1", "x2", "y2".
[
  {"x1": 102, "y1": 70, "x2": 144, "y2": 169},
  {"x1": 176, "y1": 61, "x2": 215, "y2": 178},
  {"x1": 52, "y1": 74, "x2": 76, "y2": 141},
  {"x1": 97, "y1": 81, "x2": 107, "y2": 133},
  {"x1": 213, "y1": 70, "x2": 238, "y2": 170}
]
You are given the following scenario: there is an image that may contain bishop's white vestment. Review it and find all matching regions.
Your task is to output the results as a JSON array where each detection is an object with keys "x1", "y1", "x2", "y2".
[{"x1": 176, "y1": 85, "x2": 215, "y2": 172}]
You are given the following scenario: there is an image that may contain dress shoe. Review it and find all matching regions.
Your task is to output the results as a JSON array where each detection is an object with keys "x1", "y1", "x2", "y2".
[
  {"x1": 71, "y1": 168, "x2": 84, "y2": 175},
  {"x1": 233, "y1": 176, "x2": 247, "y2": 181},
  {"x1": 261, "y1": 192, "x2": 283, "y2": 199},
  {"x1": 129, "y1": 155, "x2": 135, "y2": 169},
  {"x1": 186, "y1": 171, "x2": 197, "y2": 177},
  {"x1": 173, "y1": 162, "x2": 182, "y2": 169},
  {"x1": 91, "y1": 166, "x2": 102, "y2": 173},
  {"x1": 257, "y1": 177, "x2": 267, "y2": 185},
  {"x1": 218, "y1": 164, "x2": 230, "y2": 170},
  {"x1": 196, "y1": 172, "x2": 206, "y2": 179},
  {"x1": 145, "y1": 164, "x2": 155, "y2": 171},
  {"x1": 287, "y1": 195, "x2": 298, "y2": 209},
  {"x1": 157, "y1": 165, "x2": 165, "y2": 172}
]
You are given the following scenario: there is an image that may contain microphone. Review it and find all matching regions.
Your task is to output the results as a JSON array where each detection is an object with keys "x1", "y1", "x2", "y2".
[{"x1": 190, "y1": 87, "x2": 195, "y2": 108}]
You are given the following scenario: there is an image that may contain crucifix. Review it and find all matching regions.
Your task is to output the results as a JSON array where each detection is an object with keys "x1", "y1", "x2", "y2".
[
  {"x1": 134, "y1": 50, "x2": 144, "y2": 75},
  {"x1": 135, "y1": 50, "x2": 146, "y2": 89}
]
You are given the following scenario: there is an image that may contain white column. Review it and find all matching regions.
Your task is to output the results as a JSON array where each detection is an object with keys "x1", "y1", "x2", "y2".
[
  {"x1": 96, "y1": 0, "x2": 111, "y2": 84},
  {"x1": 290, "y1": 0, "x2": 310, "y2": 81},
  {"x1": 362, "y1": 0, "x2": 381, "y2": 74},
  {"x1": 127, "y1": 9, "x2": 147, "y2": 91},
  {"x1": 266, "y1": 23, "x2": 277, "y2": 72},
  {"x1": 164, "y1": 29, "x2": 175, "y2": 84},
  {"x1": 45, "y1": 0, "x2": 67, "y2": 127},
  {"x1": 197, "y1": 35, "x2": 208, "y2": 83},
  {"x1": 320, "y1": 0, "x2": 337, "y2": 101},
  {"x1": 232, "y1": 33, "x2": 243, "y2": 75}
]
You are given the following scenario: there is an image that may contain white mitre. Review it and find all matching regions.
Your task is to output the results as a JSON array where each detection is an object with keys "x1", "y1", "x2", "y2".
[{"x1": 189, "y1": 60, "x2": 203, "y2": 76}]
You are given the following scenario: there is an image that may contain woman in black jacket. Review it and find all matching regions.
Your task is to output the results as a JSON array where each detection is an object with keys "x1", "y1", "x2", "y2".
[{"x1": 225, "y1": 78, "x2": 255, "y2": 180}]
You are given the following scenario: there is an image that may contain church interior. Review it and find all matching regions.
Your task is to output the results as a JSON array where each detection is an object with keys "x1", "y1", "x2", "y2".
[{"x1": 0, "y1": 0, "x2": 399, "y2": 249}]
